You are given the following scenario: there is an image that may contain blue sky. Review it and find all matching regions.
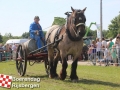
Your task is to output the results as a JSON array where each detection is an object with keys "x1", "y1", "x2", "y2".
[{"x1": 0, "y1": 0, "x2": 120, "y2": 36}]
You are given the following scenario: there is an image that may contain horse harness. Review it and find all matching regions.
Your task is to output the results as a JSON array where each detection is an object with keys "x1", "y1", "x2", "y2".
[
  {"x1": 66, "y1": 29, "x2": 81, "y2": 41},
  {"x1": 46, "y1": 25, "x2": 82, "y2": 48},
  {"x1": 53, "y1": 26, "x2": 63, "y2": 48},
  {"x1": 46, "y1": 26, "x2": 63, "y2": 48},
  {"x1": 46, "y1": 10, "x2": 86, "y2": 48}
]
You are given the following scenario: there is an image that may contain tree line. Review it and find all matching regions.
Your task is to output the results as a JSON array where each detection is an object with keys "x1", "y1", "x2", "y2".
[{"x1": 0, "y1": 14, "x2": 120, "y2": 44}]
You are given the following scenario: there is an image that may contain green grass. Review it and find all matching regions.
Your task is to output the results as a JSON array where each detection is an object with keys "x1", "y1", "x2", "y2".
[{"x1": 0, "y1": 61, "x2": 120, "y2": 90}]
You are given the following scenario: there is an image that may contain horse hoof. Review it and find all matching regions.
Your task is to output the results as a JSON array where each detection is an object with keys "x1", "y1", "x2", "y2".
[
  {"x1": 59, "y1": 75, "x2": 66, "y2": 80},
  {"x1": 59, "y1": 70, "x2": 67, "y2": 80},
  {"x1": 49, "y1": 74, "x2": 54, "y2": 79},
  {"x1": 54, "y1": 76, "x2": 59, "y2": 80},
  {"x1": 54, "y1": 74, "x2": 59, "y2": 79},
  {"x1": 71, "y1": 79, "x2": 79, "y2": 83},
  {"x1": 59, "y1": 77, "x2": 65, "y2": 80},
  {"x1": 59, "y1": 73, "x2": 66, "y2": 80}
]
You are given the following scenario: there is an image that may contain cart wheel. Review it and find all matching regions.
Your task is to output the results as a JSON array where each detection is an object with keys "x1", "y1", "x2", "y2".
[
  {"x1": 16, "y1": 45, "x2": 27, "y2": 76},
  {"x1": 44, "y1": 58, "x2": 49, "y2": 75}
]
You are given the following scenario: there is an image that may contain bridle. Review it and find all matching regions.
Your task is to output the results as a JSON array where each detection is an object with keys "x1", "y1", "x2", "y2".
[{"x1": 70, "y1": 11, "x2": 85, "y2": 37}]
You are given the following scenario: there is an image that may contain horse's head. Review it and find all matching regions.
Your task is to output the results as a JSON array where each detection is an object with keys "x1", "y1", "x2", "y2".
[{"x1": 69, "y1": 7, "x2": 86, "y2": 39}]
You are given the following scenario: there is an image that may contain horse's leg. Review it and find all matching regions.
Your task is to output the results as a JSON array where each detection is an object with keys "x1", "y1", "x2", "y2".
[
  {"x1": 48, "y1": 46, "x2": 54, "y2": 78},
  {"x1": 70, "y1": 58, "x2": 78, "y2": 81},
  {"x1": 59, "y1": 54, "x2": 68, "y2": 80},
  {"x1": 53, "y1": 50, "x2": 60, "y2": 78}
]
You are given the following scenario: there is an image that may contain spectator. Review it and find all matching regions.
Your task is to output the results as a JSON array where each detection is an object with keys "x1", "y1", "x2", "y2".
[
  {"x1": 116, "y1": 34, "x2": 120, "y2": 39},
  {"x1": 12, "y1": 44, "x2": 17, "y2": 59},
  {"x1": 0, "y1": 44, "x2": 4, "y2": 61},
  {"x1": 9, "y1": 44, "x2": 12, "y2": 59},
  {"x1": 111, "y1": 45, "x2": 117, "y2": 66},
  {"x1": 96, "y1": 38, "x2": 102, "y2": 60},
  {"x1": 88, "y1": 45, "x2": 92, "y2": 60},
  {"x1": 102, "y1": 37, "x2": 107, "y2": 48},
  {"x1": 90, "y1": 40, "x2": 96, "y2": 65},
  {"x1": 115, "y1": 34, "x2": 120, "y2": 54},
  {"x1": 99, "y1": 47, "x2": 112, "y2": 66},
  {"x1": 104, "y1": 50, "x2": 112, "y2": 66},
  {"x1": 115, "y1": 34, "x2": 120, "y2": 66},
  {"x1": 4, "y1": 44, "x2": 11, "y2": 60},
  {"x1": 12, "y1": 44, "x2": 16, "y2": 51},
  {"x1": 84, "y1": 38, "x2": 91, "y2": 46},
  {"x1": 107, "y1": 38, "x2": 114, "y2": 49},
  {"x1": 98, "y1": 46, "x2": 108, "y2": 66}
]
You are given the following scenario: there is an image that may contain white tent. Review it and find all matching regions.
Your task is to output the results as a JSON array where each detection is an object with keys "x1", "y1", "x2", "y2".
[
  {"x1": 112, "y1": 38, "x2": 116, "y2": 44},
  {"x1": 107, "y1": 38, "x2": 116, "y2": 44},
  {"x1": 6, "y1": 39, "x2": 29, "y2": 45}
]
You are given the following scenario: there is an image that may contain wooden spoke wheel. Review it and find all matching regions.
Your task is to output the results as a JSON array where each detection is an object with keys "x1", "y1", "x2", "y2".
[
  {"x1": 44, "y1": 58, "x2": 49, "y2": 75},
  {"x1": 16, "y1": 44, "x2": 27, "y2": 76}
]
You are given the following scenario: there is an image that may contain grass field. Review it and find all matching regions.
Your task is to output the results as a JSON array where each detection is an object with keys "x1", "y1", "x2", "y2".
[{"x1": 0, "y1": 61, "x2": 120, "y2": 90}]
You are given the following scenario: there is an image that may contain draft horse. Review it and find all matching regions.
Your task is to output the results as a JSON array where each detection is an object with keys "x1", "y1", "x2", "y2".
[{"x1": 45, "y1": 7, "x2": 86, "y2": 81}]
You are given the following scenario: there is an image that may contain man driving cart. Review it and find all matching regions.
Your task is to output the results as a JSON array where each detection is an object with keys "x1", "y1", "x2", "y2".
[{"x1": 29, "y1": 16, "x2": 46, "y2": 49}]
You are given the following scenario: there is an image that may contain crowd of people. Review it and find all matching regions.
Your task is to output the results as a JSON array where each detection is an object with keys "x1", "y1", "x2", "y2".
[
  {"x1": 0, "y1": 43, "x2": 18, "y2": 61},
  {"x1": 88, "y1": 34, "x2": 120, "y2": 66},
  {"x1": 1, "y1": 33, "x2": 120, "y2": 67}
]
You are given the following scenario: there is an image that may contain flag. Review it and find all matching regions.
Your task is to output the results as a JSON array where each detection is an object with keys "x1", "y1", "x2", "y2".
[
  {"x1": 0, "y1": 74, "x2": 12, "y2": 88},
  {"x1": 96, "y1": 24, "x2": 101, "y2": 38},
  {"x1": 96, "y1": 24, "x2": 101, "y2": 31}
]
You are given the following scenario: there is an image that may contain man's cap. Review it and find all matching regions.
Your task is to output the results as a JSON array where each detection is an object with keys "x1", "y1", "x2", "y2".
[{"x1": 34, "y1": 16, "x2": 40, "y2": 20}]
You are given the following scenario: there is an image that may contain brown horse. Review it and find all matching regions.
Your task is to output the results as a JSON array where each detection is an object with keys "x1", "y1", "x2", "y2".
[{"x1": 45, "y1": 7, "x2": 86, "y2": 81}]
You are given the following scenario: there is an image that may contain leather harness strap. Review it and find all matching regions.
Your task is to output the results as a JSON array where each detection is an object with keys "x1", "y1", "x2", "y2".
[
  {"x1": 53, "y1": 26, "x2": 63, "y2": 48},
  {"x1": 54, "y1": 26, "x2": 63, "y2": 39},
  {"x1": 66, "y1": 29, "x2": 81, "y2": 41},
  {"x1": 46, "y1": 26, "x2": 63, "y2": 48}
]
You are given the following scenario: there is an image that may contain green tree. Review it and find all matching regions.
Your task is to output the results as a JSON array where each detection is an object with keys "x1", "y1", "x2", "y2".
[
  {"x1": 85, "y1": 26, "x2": 97, "y2": 39},
  {"x1": 43, "y1": 31, "x2": 47, "y2": 35},
  {"x1": 2, "y1": 33, "x2": 13, "y2": 44},
  {"x1": 4, "y1": 33, "x2": 13, "y2": 39},
  {"x1": 117, "y1": 14, "x2": 120, "y2": 31},
  {"x1": 21, "y1": 32, "x2": 29, "y2": 38},
  {"x1": 86, "y1": 28, "x2": 109, "y2": 39},
  {"x1": 102, "y1": 30, "x2": 109, "y2": 39},
  {"x1": 52, "y1": 17, "x2": 66, "y2": 26},
  {"x1": 87, "y1": 30, "x2": 97, "y2": 38},
  {"x1": 2, "y1": 33, "x2": 21, "y2": 44},
  {"x1": 107, "y1": 15, "x2": 120, "y2": 38},
  {"x1": 12, "y1": 36, "x2": 21, "y2": 39},
  {"x1": 0, "y1": 34, "x2": 3, "y2": 43}
]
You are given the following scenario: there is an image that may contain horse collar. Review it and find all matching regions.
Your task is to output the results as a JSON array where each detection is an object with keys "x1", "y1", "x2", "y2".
[{"x1": 66, "y1": 29, "x2": 81, "y2": 41}]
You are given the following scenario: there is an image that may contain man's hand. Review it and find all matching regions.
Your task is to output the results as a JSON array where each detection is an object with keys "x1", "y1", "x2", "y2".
[
  {"x1": 34, "y1": 30, "x2": 38, "y2": 34},
  {"x1": 35, "y1": 30, "x2": 39, "y2": 35}
]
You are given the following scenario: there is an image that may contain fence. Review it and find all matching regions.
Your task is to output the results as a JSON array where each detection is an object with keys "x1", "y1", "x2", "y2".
[
  {"x1": 0, "y1": 52, "x2": 12, "y2": 61},
  {"x1": 86, "y1": 47, "x2": 120, "y2": 66}
]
